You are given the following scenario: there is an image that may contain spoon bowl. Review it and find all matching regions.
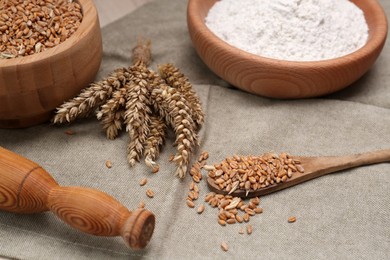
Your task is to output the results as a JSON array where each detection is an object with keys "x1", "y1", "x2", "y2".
[{"x1": 207, "y1": 149, "x2": 390, "y2": 198}]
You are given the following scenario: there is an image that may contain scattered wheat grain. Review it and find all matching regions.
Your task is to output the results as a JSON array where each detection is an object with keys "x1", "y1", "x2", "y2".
[
  {"x1": 221, "y1": 242, "x2": 229, "y2": 252},
  {"x1": 197, "y1": 204, "x2": 205, "y2": 214},
  {"x1": 105, "y1": 160, "x2": 112, "y2": 169},
  {"x1": 146, "y1": 189, "x2": 154, "y2": 198},
  {"x1": 139, "y1": 178, "x2": 148, "y2": 186},
  {"x1": 186, "y1": 199, "x2": 195, "y2": 208},
  {"x1": 65, "y1": 129, "x2": 75, "y2": 135},
  {"x1": 288, "y1": 216, "x2": 296, "y2": 223},
  {"x1": 246, "y1": 225, "x2": 253, "y2": 234}
]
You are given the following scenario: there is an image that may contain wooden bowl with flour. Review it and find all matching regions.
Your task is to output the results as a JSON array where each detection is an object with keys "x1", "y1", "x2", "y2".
[
  {"x1": 0, "y1": 0, "x2": 102, "y2": 128},
  {"x1": 187, "y1": 0, "x2": 388, "y2": 99}
]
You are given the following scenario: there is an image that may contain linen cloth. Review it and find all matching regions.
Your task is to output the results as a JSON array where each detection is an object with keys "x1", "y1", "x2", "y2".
[{"x1": 1, "y1": 0, "x2": 389, "y2": 259}]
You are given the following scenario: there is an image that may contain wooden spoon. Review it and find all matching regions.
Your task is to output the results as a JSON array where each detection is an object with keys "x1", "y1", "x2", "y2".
[{"x1": 207, "y1": 149, "x2": 390, "y2": 198}]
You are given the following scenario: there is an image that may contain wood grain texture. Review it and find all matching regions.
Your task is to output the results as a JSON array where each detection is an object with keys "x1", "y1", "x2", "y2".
[
  {"x1": 207, "y1": 149, "x2": 390, "y2": 198},
  {"x1": 0, "y1": 146, "x2": 155, "y2": 249},
  {"x1": 0, "y1": 0, "x2": 102, "y2": 128},
  {"x1": 0, "y1": 147, "x2": 57, "y2": 213},
  {"x1": 187, "y1": 0, "x2": 388, "y2": 98}
]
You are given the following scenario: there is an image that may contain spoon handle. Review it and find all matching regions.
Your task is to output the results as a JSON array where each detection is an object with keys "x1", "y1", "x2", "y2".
[
  {"x1": 343, "y1": 149, "x2": 390, "y2": 166},
  {"x1": 301, "y1": 149, "x2": 390, "y2": 176}
]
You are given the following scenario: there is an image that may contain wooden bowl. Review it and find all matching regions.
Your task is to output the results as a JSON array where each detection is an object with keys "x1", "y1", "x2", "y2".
[
  {"x1": 187, "y1": 0, "x2": 388, "y2": 99},
  {"x1": 0, "y1": 0, "x2": 102, "y2": 128}
]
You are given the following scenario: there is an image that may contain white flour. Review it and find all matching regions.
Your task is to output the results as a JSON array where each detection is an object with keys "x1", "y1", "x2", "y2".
[{"x1": 205, "y1": 0, "x2": 368, "y2": 61}]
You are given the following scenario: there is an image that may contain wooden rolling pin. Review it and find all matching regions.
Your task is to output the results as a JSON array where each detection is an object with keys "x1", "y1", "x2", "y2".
[{"x1": 0, "y1": 146, "x2": 155, "y2": 249}]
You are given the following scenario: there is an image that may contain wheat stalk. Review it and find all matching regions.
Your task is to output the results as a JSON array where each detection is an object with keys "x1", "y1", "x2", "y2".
[{"x1": 132, "y1": 37, "x2": 152, "y2": 67}]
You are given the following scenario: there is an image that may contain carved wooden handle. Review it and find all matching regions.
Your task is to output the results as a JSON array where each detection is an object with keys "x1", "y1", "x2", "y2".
[{"x1": 0, "y1": 146, "x2": 154, "y2": 249}]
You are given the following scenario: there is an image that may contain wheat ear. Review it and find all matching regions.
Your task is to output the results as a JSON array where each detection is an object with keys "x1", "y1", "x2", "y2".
[
  {"x1": 53, "y1": 68, "x2": 129, "y2": 124},
  {"x1": 123, "y1": 66, "x2": 152, "y2": 166},
  {"x1": 144, "y1": 113, "x2": 167, "y2": 173},
  {"x1": 158, "y1": 63, "x2": 205, "y2": 127},
  {"x1": 151, "y1": 84, "x2": 198, "y2": 178}
]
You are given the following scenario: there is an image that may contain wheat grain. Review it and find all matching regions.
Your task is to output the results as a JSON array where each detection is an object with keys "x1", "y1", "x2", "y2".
[
  {"x1": 288, "y1": 216, "x2": 297, "y2": 223},
  {"x1": 207, "y1": 153, "x2": 305, "y2": 194},
  {"x1": 246, "y1": 225, "x2": 253, "y2": 234},
  {"x1": 146, "y1": 189, "x2": 154, "y2": 198},
  {"x1": 139, "y1": 178, "x2": 148, "y2": 186},
  {"x1": 197, "y1": 204, "x2": 205, "y2": 214},
  {"x1": 220, "y1": 242, "x2": 228, "y2": 252},
  {"x1": 186, "y1": 199, "x2": 195, "y2": 208},
  {"x1": 138, "y1": 201, "x2": 145, "y2": 208},
  {"x1": 0, "y1": 0, "x2": 82, "y2": 59},
  {"x1": 64, "y1": 129, "x2": 74, "y2": 135},
  {"x1": 105, "y1": 160, "x2": 112, "y2": 169}
]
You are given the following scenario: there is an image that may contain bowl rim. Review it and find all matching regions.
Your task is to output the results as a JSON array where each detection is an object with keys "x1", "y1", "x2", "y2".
[
  {"x1": 0, "y1": 0, "x2": 99, "y2": 67},
  {"x1": 187, "y1": 0, "x2": 388, "y2": 68}
]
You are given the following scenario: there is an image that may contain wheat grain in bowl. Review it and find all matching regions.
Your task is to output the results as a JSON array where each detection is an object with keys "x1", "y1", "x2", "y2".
[
  {"x1": 187, "y1": 0, "x2": 388, "y2": 98},
  {"x1": 0, "y1": 0, "x2": 102, "y2": 128},
  {"x1": 0, "y1": 0, "x2": 83, "y2": 59}
]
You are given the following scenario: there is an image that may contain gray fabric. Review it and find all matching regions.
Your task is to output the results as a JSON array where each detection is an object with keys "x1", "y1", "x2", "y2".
[{"x1": 1, "y1": 0, "x2": 389, "y2": 259}]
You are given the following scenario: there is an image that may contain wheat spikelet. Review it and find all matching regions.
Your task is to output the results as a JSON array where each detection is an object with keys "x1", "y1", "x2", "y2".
[
  {"x1": 96, "y1": 88, "x2": 127, "y2": 140},
  {"x1": 144, "y1": 113, "x2": 167, "y2": 173},
  {"x1": 158, "y1": 63, "x2": 204, "y2": 127}
]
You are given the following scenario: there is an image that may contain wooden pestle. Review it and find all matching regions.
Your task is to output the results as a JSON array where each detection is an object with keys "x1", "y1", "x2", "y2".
[{"x1": 0, "y1": 146, "x2": 155, "y2": 249}]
